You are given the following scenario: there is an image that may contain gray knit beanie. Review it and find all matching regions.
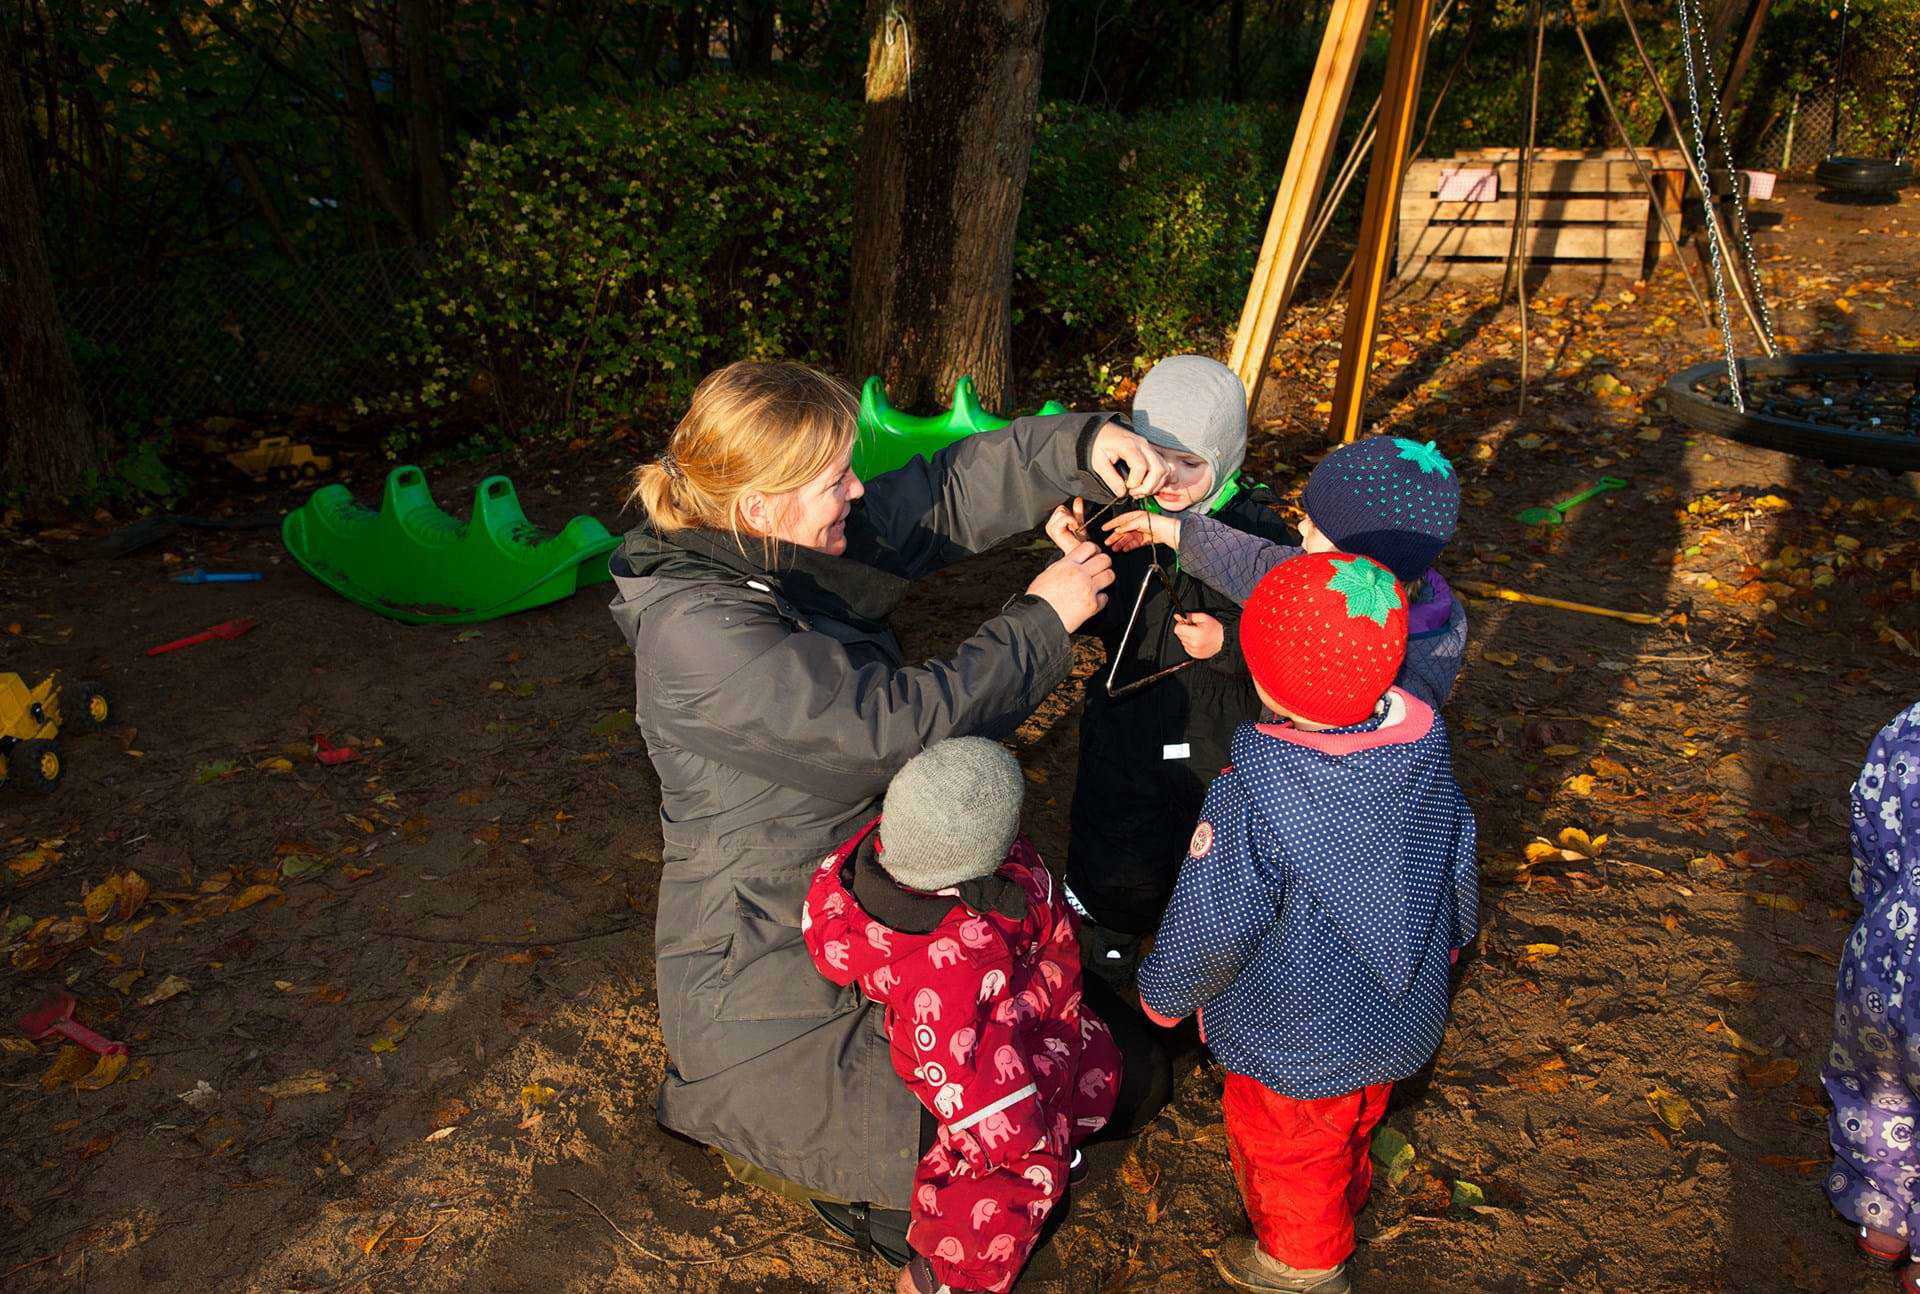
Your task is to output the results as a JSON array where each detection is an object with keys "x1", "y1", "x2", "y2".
[
  {"x1": 877, "y1": 738, "x2": 1024, "y2": 892},
  {"x1": 1129, "y1": 355, "x2": 1249, "y2": 512}
]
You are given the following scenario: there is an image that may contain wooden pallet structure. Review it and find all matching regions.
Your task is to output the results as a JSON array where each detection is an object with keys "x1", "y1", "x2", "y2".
[{"x1": 1396, "y1": 147, "x2": 1687, "y2": 281}]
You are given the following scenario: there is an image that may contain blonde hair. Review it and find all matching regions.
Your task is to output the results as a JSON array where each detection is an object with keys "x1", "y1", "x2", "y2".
[{"x1": 631, "y1": 361, "x2": 859, "y2": 556}]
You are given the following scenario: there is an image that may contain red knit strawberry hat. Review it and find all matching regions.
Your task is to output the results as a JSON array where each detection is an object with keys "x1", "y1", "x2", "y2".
[{"x1": 1239, "y1": 551, "x2": 1409, "y2": 726}]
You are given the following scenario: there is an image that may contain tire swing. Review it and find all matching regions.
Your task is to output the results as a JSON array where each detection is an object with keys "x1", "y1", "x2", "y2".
[
  {"x1": 1660, "y1": 0, "x2": 1920, "y2": 473},
  {"x1": 1812, "y1": 0, "x2": 1912, "y2": 200}
]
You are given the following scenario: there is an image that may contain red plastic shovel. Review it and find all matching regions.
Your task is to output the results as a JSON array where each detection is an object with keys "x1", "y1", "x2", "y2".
[
  {"x1": 146, "y1": 617, "x2": 257, "y2": 657},
  {"x1": 16, "y1": 991, "x2": 127, "y2": 1056}
]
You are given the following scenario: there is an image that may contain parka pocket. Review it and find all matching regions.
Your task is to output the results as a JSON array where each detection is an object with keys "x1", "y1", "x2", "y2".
[{"x1": 714, "y1": 871, "x2": 855, "y2": 1023}]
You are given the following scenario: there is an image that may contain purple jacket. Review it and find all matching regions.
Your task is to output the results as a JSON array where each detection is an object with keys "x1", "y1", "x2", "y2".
[{"x1": 1178, "y1": 513, "x2": 1468, "y2": 708}]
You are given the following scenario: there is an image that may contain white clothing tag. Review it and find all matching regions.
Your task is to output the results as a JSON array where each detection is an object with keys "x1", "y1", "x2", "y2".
[{"x1": 1162, "y1": 743, "x2": 1190, "y2": 760}]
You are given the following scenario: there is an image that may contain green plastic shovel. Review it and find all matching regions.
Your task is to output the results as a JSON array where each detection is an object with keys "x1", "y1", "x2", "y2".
[{"x1": 1515, "y1": 476, "x2": 1628, "y2": 526}]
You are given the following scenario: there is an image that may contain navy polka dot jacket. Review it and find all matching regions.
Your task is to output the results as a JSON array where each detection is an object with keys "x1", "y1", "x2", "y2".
[{"x1": 1137, "y1": 689, "x2": 1478, "y2": 1099}]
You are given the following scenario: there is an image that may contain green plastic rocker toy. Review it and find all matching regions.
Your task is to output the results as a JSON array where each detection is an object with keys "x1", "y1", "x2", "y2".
[
  {"x1": 282, "y1": 466, "x2": 618, "y2": 625},
  {"x1": 854, "y1": 375, "x2": 1067, "y2": 480}
]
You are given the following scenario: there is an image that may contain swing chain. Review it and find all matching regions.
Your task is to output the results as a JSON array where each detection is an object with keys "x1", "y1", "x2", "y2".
[
  {"x1": 1680, "y1": 0, "x2": 1777, "y2": 350},
  {"x1": 1676, "y1": 0, "x2": 1746, "y2": 412}
]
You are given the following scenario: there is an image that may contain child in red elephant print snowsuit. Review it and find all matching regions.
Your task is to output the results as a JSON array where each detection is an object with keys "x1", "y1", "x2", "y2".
[{"x1": 802, "y1": 739, "x2": 1122, "y2": 1294}]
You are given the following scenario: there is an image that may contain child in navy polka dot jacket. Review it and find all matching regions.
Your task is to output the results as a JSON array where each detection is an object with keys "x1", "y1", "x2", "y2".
[
  {"x1": 1136, "y1": 551, "x2": 1477, "y2": 1294},
  {"x1": 1103, "y1": 434, "x2": 1466, "y2": 710}
]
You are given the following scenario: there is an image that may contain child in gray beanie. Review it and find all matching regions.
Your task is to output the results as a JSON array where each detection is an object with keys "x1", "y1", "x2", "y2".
[
  {"x1": 1045, "y1": 355, "x2": 1297, "y2": 988},
  {"x1": 803, "y1": 738, "x2": 1131, "y2": 1294}
]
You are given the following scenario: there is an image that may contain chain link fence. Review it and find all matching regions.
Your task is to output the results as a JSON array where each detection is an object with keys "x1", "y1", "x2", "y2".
[
  {"x1": 59, "y1": 247, "x2": 424, "y2": 425},
  {"x1": 1747, "y1": 87, "x2": 1908, "y2": 175},
  {"x1": 1743, "y1": 14, "x2": 1917, "y2": 175}
]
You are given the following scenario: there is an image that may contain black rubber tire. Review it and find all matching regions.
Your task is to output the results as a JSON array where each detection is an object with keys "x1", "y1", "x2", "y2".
[
  {"x1": 1815, "y1": 156, "x2": 1912, "y2": 195},
  {"x1": 9, "y1": 739, "x2": 63, "y2": 792},
  {"x1": 299, "y1": 463, "x2": 319, "y2": 480},
  {"x1": 66, "y1": 681, "x2": 110, "y2": 732},
  {"x1": 1664, "y1": 352, "x2": 1920, "y2": 473}
]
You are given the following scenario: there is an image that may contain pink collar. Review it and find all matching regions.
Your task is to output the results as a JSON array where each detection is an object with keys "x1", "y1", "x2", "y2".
[{"x1": 1254, "y1": 688, "x2": 1434, "y2": 753}]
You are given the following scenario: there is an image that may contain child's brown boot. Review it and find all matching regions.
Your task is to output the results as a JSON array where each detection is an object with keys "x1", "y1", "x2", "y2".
[{"x1": 1211, "y1": 1238, "x2": 1350, "y2": 1293}]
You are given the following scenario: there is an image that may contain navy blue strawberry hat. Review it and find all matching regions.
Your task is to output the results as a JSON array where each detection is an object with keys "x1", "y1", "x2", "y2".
[{"x1": 1301, "y1": 435, "x2": 1460, "y2": 582}]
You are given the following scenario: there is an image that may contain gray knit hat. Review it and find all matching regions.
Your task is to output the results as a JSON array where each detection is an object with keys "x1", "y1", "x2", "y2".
[
  {"x1": 1129, "y1": 355, "x2": 1249, "y2": 512},
  {"x1": 877, "y1": 738, "x2": 1024, "y2": 892}
]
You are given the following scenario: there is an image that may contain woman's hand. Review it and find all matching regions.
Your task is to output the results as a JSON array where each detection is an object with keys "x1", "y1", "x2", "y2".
[
  {"x1": 1172, "y1": 612, "x2": 1225, "y2": 660},
  {"x1": 1102, "y1": 509, "x2": 1182, "y2": 554},
  {"x1": 1044, "y1": 498, "x2": 1086, "y2": 554},
  {"x1": 1026, "y1": 540, "x2": 1115, "y2": 632},
  {"x1": 1088, "y1": 421, "x2": 1173, "y2": 500}
]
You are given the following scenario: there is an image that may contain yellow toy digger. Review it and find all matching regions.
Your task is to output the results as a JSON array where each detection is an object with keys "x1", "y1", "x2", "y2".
[{"x1": 0, "y1": 673, "x2": 110, "y2": 793}]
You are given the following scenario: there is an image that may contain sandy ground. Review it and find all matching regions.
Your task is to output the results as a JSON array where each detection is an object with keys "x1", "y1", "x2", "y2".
[{"x1": 2, "y1": 181, "x2": 1918, "y2": 1292}]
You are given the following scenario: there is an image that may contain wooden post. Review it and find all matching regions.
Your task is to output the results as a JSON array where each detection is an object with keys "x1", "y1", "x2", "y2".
[
  {"x1": 1228, "y1": 0, "x2": 1376, "y2": 411},
  {"x1": 1717, "y1": 0, "x2": 1775, "y2": 151},
  {"x1": 1326, "y1": 0, "x2": 1435, "y2": 443}
]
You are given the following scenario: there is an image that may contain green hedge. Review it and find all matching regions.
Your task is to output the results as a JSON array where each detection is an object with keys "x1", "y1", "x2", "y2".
[
  {"x1": 1017, "y1": 101, "x2": 1273, "y2": 364},
  {"x1": 395, "y1": 78, "x2": 858, "y2": 429},
  {"x1": 398, "y1": 80, "x2": 1278, "y2": 432}
]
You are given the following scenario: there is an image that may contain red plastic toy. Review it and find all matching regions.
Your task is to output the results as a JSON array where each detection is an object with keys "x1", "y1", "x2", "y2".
[
  {"x1": 146, "y1": 618, "x2": 258, "y2": 657},
  {"x1": 15, "y1": 991, "x2": 127, "y2": 1056}
]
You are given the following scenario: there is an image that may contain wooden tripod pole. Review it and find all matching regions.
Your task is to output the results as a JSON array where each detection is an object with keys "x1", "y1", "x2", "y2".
[
  {"x1": 1228, "y1": 0, "x2": 1377, "y2": 411},
  {"x1": 1326, "y1": 0, "x2": 1437, "y2": 444}
]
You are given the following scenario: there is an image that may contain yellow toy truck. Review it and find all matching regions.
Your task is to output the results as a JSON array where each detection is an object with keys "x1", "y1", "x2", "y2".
[
  {"x1": 0, "y1": 673, "x2": 110, "y2": 793},
  {"x1": 226, "y1": 436, "x2": 333, "y2": 483}
]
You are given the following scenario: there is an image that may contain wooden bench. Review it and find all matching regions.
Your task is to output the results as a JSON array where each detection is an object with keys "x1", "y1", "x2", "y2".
[{"x1": 1396, "y1": 148, "x2": 1687, "y2": 282}]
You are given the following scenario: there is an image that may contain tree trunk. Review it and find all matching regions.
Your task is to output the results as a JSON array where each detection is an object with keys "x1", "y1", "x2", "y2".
[
  {"x1": 738, "y1": 1, "x2": 778, "y2": 72},
  {"x1": 847, "y1": 0, "x2": 1046, "y2": 414},
  {"x1": 400, "y1": 0, "x2": 451, "y2": 236},
  {"x1": 1228, "y1": 0, "x2": 1246, "y2": 101},
  {"x1": 675, "y1": 4, "x2": 709, "y2": 81},
  {"x1": 326, "y1": 0, "x2": 416, "y2": 236},
  {"x1": 0, "y1": 21, "x2": 100, "y2": 507}
]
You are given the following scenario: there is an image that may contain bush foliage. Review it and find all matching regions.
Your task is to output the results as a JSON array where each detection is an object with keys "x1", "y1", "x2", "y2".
[
  {"x1": 1017, "y1": 102, "x2": 1274, "y2": 365},
  {"x1": 400, "y1": 81, "x2": 1278, "y2": 430},
  {"x1": 395, "y1": 79, "x2": 857, "y2": 430}
]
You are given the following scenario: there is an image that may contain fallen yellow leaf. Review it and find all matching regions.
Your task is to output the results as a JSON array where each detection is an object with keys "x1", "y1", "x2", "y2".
[
  {"x1": 229, "y1": 884, "x2": 283, "y2": 912},
  {"x1": 1646, "y1": 1086, "x2": 1693, "y2": 1131},
  {"x1": 75, "y1": 1051, "x2": 129, "y2": 1091},
  {"x1": 519, "y1": 1083, "x2": 557, "y2": 1117},
  {"x1": 83, "y1": 875, "x2": 123, "y2": 921},
  {"x1": 1740, "y1": 1056, "x2": 1800, "y2": 1090},
  {"x1": 259, "y1": 1070, "x2": 336, "y2": 1099},
  {"x1": 140, "y1": 974, "x2": 191, "y2": 1007},
  {"x1": 40, "y1": 1045, "x2": 95, "y2": 1091}
]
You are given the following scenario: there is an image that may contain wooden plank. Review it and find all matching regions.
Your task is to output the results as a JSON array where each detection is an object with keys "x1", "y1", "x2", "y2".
[
  {"x1": 1328, "y1": 0, "x2": 1435, "y2": 444},
  {"x1": 1404, "y1": 158, "x2": 1671, "y2": 194},
  {"x1": 1229, "y1": 0, "x2": 1378, "y2": 408},
  {"x1": 1398, "y1": 254, "x2": 1643, "y2": 281},
  {"x1": 1460, "y1": 146, "x2": 1690, "y2": 168},
  {"x1": 1399, "y1": 222, "x2": 1646, "y2": 261},
  {"x1": 1398, "y1": 195, "x2": 1649, "y2": 223}
]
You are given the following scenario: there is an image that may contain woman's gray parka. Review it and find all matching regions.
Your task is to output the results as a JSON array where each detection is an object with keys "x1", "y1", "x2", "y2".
[{"x1": 608, "y1": 414, "x2": 1116, "y2": 1207}]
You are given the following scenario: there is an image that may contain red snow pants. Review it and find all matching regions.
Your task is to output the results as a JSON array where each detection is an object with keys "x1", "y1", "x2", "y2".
[{"x1": 1221, "y1": 1073, "x2": 1393, "y2": 1270}]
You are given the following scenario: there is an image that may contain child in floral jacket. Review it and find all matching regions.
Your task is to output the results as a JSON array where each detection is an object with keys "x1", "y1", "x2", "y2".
[
  {"x1": 1823, "y1": 701, "x2": 1920, "y2": 1282},
  {"x1": 803, "y1": 738, "x2": 1121, "y2": 1294}
]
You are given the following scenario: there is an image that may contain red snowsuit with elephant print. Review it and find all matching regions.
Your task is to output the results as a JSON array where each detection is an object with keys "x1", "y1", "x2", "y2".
[{"x1": 802, "y1": 819, "x2": 1122, "y2": 1293}]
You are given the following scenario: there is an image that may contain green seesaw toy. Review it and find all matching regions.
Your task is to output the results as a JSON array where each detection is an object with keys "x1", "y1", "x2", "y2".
[
  {"x1": 282, "y1": 467, "x2": 618, "y2": 625},
  {"x1": 284, "y1": 377, "x2": 1063, "y2": 624},
  {"x1": 854, "y1": 375, "x2": 1066, "y2": 480}
]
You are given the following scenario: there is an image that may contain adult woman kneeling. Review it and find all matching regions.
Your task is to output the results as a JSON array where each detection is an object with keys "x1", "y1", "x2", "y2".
[{"x1": 610, "y1": 361, "x2": 1175, "y2": 1254}]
